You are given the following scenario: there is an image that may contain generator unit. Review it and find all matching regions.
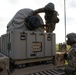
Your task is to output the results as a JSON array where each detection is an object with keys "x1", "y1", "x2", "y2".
[
  {"x1": 0, "y1": 8, "x2": 57, "y2": 65},
  {"x1": 1, "y1": 31, "x2": 56, "y2": 60}
]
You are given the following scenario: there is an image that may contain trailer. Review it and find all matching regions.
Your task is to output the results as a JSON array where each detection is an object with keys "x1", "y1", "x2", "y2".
[
  {"x1": 0, "y1": 53, "x2": 9, "y2": 75},
  {"x1": 0, "y1": 52, "x2": 65, "y2": 75}
]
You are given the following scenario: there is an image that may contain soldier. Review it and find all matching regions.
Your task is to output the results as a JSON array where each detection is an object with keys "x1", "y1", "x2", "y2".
[
  {"x1": 33, "y1": 2, "x2": 59, "y2": 32},
  {"x1": 65, "y1": 33, "x2": 76, "y2": 75}
]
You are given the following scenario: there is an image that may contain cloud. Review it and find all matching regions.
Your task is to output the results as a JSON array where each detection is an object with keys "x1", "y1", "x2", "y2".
[
  {"x1": 7, "y1": 0, "x2": 18, "y2": 4},
  {"x1": 67, "y1": 0, "x2": 76, "y2": 8},
  {"x1": 66, "y1": 17, "x2": 74, "y2": 25}
]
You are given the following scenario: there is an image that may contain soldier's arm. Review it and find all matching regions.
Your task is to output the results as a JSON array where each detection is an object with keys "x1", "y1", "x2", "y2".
[{"x1": 32, "y1": 8, "x2": 45, "y2": 15}]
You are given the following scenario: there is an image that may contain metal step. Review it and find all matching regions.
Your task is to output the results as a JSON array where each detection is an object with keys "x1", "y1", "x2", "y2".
[{"x1": 28, "y1": 67, "x2": 65, "y2": 75}]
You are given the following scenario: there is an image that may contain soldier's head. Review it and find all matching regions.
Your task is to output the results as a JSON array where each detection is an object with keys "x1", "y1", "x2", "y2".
[
  {"x1": 44, "y1": 2, "x2": 59, "y2": 20},
  {"x1": 44, "y1": 2, "x2": 55, "y2": 14},
  {"x1": 66, "y1": 33, "x2": 76, "y2": 46}
]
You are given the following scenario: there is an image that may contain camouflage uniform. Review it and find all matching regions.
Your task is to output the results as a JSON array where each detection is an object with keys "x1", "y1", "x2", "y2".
[
  {"x1": 65, "y1": 33, "x2": 76, "y2": 75},
  {"x1": 32, "y1": 2, "x2": 59, "y2": 33}
]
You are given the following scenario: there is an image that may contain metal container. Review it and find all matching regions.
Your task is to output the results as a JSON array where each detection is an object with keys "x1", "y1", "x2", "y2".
[
  {"x1": 1, "y1": 30, "x2": 56, "y2": 60},
  {"x1": 0, "y1": 34, "x2": 8, "y2": 55}
]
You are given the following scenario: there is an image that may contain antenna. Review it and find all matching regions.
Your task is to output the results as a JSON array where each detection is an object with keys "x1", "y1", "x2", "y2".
[
  {"x1": 64, "y1": 0, "x2": 66, "y2": 43},
  {"x1": 64, "y1": 0, "x2": 67, "y2": 52}
]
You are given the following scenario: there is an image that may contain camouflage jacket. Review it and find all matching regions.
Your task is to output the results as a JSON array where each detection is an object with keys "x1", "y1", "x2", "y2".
[{"x1": 67, "y1": 44, "x2": 76, "y2": 67}]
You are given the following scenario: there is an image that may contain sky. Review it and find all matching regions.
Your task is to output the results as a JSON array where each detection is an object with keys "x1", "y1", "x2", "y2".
[{"x1": 0, "y1": 0, "x2": 76, "y2": 44}]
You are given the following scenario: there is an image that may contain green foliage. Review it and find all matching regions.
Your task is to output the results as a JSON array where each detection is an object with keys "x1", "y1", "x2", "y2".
[
  {"x1": 56, "y1": 44, "x2": 70, "y2": 52},
  {"x1": 56, "y1": 44, "x2": 59, "y2": 52}
]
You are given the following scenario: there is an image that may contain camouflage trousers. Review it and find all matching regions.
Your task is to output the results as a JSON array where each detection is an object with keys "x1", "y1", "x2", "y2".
[{"x1": 65, "y1": 65, "x2": 76, "y2": 75}]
